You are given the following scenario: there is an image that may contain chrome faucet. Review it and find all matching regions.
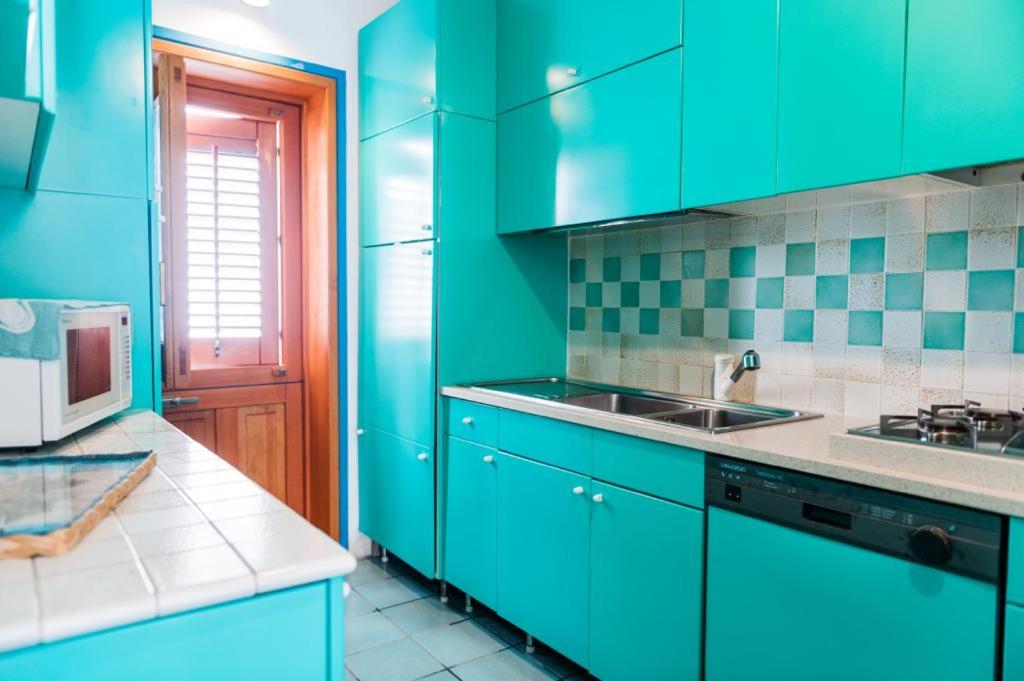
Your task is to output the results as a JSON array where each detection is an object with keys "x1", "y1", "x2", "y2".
[{"x1": 729, "y1": 350, "x2": 761, "y2": 383}]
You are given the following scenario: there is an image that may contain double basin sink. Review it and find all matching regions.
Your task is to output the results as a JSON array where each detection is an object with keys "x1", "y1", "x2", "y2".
[{"x1": 474, "y1": 380, "x2": 819, "y2": 434}]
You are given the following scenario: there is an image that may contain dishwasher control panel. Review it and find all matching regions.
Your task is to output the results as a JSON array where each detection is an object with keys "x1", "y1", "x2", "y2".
[{"x1": 706, "y1": 455, "x2": 1004, "y2": 582}]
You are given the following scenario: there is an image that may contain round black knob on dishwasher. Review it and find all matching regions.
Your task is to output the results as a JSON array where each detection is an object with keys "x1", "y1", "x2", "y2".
[{"x1": 909, "y1": 525, "x2": 953, "y2": 565}]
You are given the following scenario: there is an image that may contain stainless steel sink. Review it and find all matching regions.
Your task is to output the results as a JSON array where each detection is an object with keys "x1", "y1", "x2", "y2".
[
  {"x1": 471, "y1": 379, "x2": 821, "y2": 434},
  {"x1": 555, "y1": 393, "x2": 697, "y2": 416}
]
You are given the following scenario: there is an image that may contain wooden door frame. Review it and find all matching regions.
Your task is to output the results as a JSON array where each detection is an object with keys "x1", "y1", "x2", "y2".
[{"x1": 153, "y1": 31, "x2": 345, "y2": 542}]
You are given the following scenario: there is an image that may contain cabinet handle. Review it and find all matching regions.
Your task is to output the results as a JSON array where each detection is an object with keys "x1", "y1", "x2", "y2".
[
  {"x1": 417, "y1": 452, "x2": 429, "y2": 461},
  {"x1": 356, "y1": 428, "x2": 365, "y2": 436},
  {"x1": 592, "y1": 493, "x2": 604, "y2": 503},
  {"x1": 421, "y1": 224, "x2": 433, "y2": 232},
  {"x1": 461, "y1": 417, "x2": 474, "y2": 425},
  {"x1": 572, "y1": 486, "x2": 584, "y2": 495},
  {"x1": 482, "y1": 455, "x2": 494, "y2": 464},
  {"x1": 422, "y1": 96, "x2": 434, "y2": 105},
  {"x1": 421, "y1": 248, "x2": 433, "y2": 256},
  {"x1": 567, "y1": 67, "x2": 578, "y2": 76}
]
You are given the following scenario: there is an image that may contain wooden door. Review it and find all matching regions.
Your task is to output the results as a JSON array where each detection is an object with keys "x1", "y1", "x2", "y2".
[{"x1": 158, "y1": 59, "x2": 306, "y2": 514}]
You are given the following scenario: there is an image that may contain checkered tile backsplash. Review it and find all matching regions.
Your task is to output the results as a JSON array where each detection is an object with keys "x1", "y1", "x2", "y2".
[{"x1": 567, "y1": 183, "x2": 1024, "y2": 417}]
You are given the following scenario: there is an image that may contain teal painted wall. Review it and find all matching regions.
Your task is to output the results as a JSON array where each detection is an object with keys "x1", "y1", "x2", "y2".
[{"x1": 0, "y1": 0, "x2": 156, "y2": 409}]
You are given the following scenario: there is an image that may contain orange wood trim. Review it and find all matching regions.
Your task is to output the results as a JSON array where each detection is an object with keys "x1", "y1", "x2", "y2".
[
  {"x1": 256, "y1": 119, "x2": 281, "y2": 368},
  {"x1": 215, "y1": 407, "x2": 240, "y2": 467},
  {"x1": 285, "y1": 381, "x2": 306, "y2": 515}
]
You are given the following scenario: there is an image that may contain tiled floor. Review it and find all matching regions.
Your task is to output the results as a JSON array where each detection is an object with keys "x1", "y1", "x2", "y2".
[{"x1": 345, "y1": 557, "x2": 591, "y2": 681}]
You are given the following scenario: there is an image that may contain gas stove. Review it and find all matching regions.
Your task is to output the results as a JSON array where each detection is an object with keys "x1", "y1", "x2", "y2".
[{"x1": 850, "y1": 401, "x2": 1024, "y2": 456}]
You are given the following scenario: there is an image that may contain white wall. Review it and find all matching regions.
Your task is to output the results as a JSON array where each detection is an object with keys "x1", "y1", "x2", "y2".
[{"x1": 153, "y1": 0, "x2": 399, "y2": 557}]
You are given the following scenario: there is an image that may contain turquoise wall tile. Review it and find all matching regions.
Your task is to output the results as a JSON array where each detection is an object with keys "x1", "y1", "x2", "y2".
[
  {"x1": 640, "y1": 253, "x2": 661, "y2": 280},
  {"x1": 570, "y1": 306, "x2": 585, "y2": 331},
  {"x1": 756, "y1": 277, "x2": 784, "y2": 309},
  {"x1": 705, "y1": 279, "x2": 730, "y2": 308},
  {"x1": 621, "y1": 281, "x2": 640, "y2": 308},
  {"x1": 786, "y1": 242, "x2": 816, "y2": 276},
  {"x1": 783, "y1": 310, "x2": 814, "y2": 342},
  {"x1": 680, "y1": 309, "x2": 704, "y2": 337},
  {"x1": 602, "y1": 308, "x2": 621, "y2": 333},
  {"x1": 850, "y1": 237, "x2": 885, "y2": 273},
  {"x1": 586, "y1": 282, "x2": 603, "y2": 307},
  {"x1": 603, "y1": 256, "x2": 622, "y2": 282},
  {"x1": 848, "y1": 311, "x2": 883, "y2": 346},
  {"x1": 682, "y1": 250, "x2": 706, "y2": 279},
  {"x1": 570, "y1": 258, "x2": 586, "y2": 283},
  {"x1": 660, "y1": 280, "x2": 681, "y2": 307},
  {"x1": 885, "y1": 272, "x2": 924, "y2": 310},
  {"x1": 815, "y1": 275, "x2": 849, "y2": 309},
  {"x1": 968, "y1": 270, "x2": 1015, "y2": 311},
  {"x1": 730, "y1": 246, "x2": 757, "y2": 277},
  {"x1": 639, "y1": 308, "x2": 660, "y2": 334},
  {"x1": 1016, "y1": 313, "x2": 1024, "y2": 354},
  {"x1": 923, "y1": 311, "x2": 966, "y2": 350},
  {"x1": 729, "y1": 310, "x2": 755, "y2": 340},
  {"x1": 925, "y1": 231, "x2": 968, "y2": 271}
]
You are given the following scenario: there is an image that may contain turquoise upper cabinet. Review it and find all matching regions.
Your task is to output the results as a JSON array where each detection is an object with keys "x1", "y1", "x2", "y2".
[
  {"x1": 360, "y1": 114, "x2": 436, "y2": 247},
  {"x1": 38, "y1": 0, "x2": 149, "y2": 199},
  {"x1": 496, "y1": 453, "x2": 591, "y2": 667},
  {"x1": 0, "y1": 0, "x2": 54, "y2": 190},
  {"x1": 359, "y1": 241, "x2": 436, "y2": 446},
  {"x1": 903, "y1": 0, "x2": 1024, "y2": 174},
  {"x1": 590, "y1": 482, "x2": 703, "y2": 681},
  {"x1": 777, "y1": 0, "x2": 906, "y2": 193},
  {"x1": 498, "y1": 49, "x2": 682, "y2": 233},
  {"x1": 682, "y1": 0, "x2": 777, "y2": 208},
  {"x1": 496, "y1": 0, "x2": 682, "y2": 113},
  {"x1": 442, "y1": 437, "x2": 498, "y2": 606},
  {"x1": 359, "y1": 0, "x2": 496, "y2": 140}
]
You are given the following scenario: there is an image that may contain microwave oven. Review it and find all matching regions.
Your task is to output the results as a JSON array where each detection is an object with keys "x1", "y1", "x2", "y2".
[{"x1": 0, "y1": 303, "x2": 132, "y2": 448}]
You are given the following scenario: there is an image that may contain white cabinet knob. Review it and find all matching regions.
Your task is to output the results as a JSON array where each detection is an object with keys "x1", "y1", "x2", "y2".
[
  {"x1": 461, "y1": 417, "x2": 474, "y2": 425},
  {"x1": 355, "y1": 428, "x2": 365, "y2": 436},
  {"x1": 422, "y1": 95, "x2": 434, "y2": 105},
  {"x1": 567, "y1": 67, "x2": 578, "y2": 76},
  {"x1": 592, "y1": 493, "x2": 604, "y2": 503},
  {"x1": 421, "y1": 224, "x2": 433, "y2": 231},
  {"x1": 417, "y1": 452, "x2": 429, "y2": 461},
  {"x1": 572, "y1": 486, "x2": 584, "y2": 495},
  {"x1": 482, "y1": 455, "x2": 494, "y2": 464}
]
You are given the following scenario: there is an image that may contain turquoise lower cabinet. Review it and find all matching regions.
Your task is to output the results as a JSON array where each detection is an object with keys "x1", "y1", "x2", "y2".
[
  {"x1": 360, "y1": 114, "x2": 435, "y2": 247},
  {"x1": 496, "y1": 452, "x2": 591, "y2": 666},
  {"x1": 589, "y1": 481, "x2": 703, "y2": 681},
  {"x1": 0, "y1": 579, "x2": 345, "y2": 680},
  {"x1": 1009, "y1": 518, "x2": 1024, "y2": 605},
  {"x1": 497, "y1": 409, "x2": 592, "y2": 474},
  {"x1": 497, "y1": 49, "x2": 682, "y2": 233},
  {"x1": 358, "y1": 426, "x2": 436, "y2": 577},
  {"x1": 706, "y1": 507, "x2": 998, "y2": 680},
  {"x1": 777, "y1": 0, "x2": 906, "y2": 193},
  {"x1": 903, "y1": 0, "x2": 1024, "y2": 174},
  {"x1": 358, "y1": 241, "x2": 436, "y2": 446},
  {"x1": 682, "y1": 0, "x2": 777, "y2": 208},
  {"x1": 442, "y1": 437, "x2": 497, "y2": 606},
  {"x1": 591, "y1": 429, "x2": 702, "y2": 507},
  {"x1": 1006, "y1": 605, "x2": 1024, "y2": 679}
]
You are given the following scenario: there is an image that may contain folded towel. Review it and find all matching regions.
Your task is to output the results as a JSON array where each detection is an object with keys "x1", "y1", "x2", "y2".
[{"x1": 0, "y1": 299, "x2": 122, "y2": 361}]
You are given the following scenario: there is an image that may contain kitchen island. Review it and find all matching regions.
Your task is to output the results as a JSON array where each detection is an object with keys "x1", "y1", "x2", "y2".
[{"x1": 0, "y1": 410, "x2": 356, "y2": 680}]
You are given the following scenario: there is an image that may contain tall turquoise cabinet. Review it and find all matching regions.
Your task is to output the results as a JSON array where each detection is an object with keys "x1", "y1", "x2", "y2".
[{"x1": 357, "y1": 0, "x2": 567, "y2": 578}]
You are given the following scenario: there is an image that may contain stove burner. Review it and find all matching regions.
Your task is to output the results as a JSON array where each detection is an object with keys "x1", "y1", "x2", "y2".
[{"x1": 874, "y1": 400, "x2": 1024, "y2": 454}]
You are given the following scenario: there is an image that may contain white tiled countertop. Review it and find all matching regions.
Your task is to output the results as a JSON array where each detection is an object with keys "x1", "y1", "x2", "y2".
[
  {"x1": 0, "y1": 410, "x2": 356, "y2": 654},
  {"x1": 444, "y1": 385, "x2": 1024, "y2": 518}
]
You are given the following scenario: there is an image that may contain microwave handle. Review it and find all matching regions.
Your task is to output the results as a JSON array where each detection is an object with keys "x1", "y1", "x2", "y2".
[{"x1": 163, "y1": 397, "x2": 200, "y2": 409}]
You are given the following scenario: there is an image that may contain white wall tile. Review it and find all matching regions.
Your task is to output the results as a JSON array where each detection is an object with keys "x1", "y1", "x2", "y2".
[
  {"x1": 850, "y1": 202, "x2": 886, "y2": 238},
  {"x1": 785, "y1": 211, "x2": 816, "y2": 243},
  {"x1": 705, "y1": 249, "x2": 729, "y2": 278},
  {"x1": 923, "y1": 271, "x2": 966, "y2": 311},
  {"x1": 880, "y1": 385, "x2": 919, "y2": 414},
  {"x1": 926, "y1": 190, "x2": 969, "y2": 233},
  {"x1": 731, "y1": 217, "x2": 757, "y2": 246},
  {"x1": 784, "y1": 276, "x2": 815, "y2": 309},
  {"x1": 816, "y1": 205, "x2": 850, "y2": 241},
  {"x1": 661, "y1": 252, "x2": 682, "y2": 280},
  {"x1": 812, "y1": 379, "x2": 845, "y2": 413},
  {"x1": 846, "y1": 346, "x2": 882, "y2": 382},
  {"x1": 704, "y1": 309, "x2": 728, "y2": 339},
  {"x1": 844, "y1": 382, "x2": 882, "y2": 419},
  {"x1": 885, "y1": 234, "x2": 925, "y2": 272},
  {"x1": 756, "y1": 243, "x2": 786, "y2": 277},
  {"x1": 813, "y1": 342, "x2": 846, "y2": 379},
  {"x1": 814, "y1": 310, "x2": 848, "y2": 345},
  {"x1": 757, "y1": 214, "x2": 786, "y2": 245},
  {"x1": 968, "y1": 227, "x2": 1017, "y2": 270},
  {"x1": 886, "y1": 197, "x2": 925, "y2": 235},
  {"x1": 779, "y1": 375, "x2": 813, "y2": 410},
  {"x1": 920, "y1": 350, "x2": 964, "y2": 390},
  {"x1": 681, "y1": 280, "x2": 704, "y2": 308},
  {"x1": 781, "y1": 342, "x2": 814, "y2": 376},
  {"x1": 882, "y1": 311, "x2": 922, "y2": 349},
  {"x1": 964, "y1": 351, "x2": 1010, "y2": 394},
  {"x1": 639, "y1": 281, "x2": 659, "y2": 307},
  {"x1": 965, "y1": 312, "x2": 1012, "y2": 353},
  {"x1": 817, "y1": 240, "x2": 851, "y2": 275},
  {"x1": 970, "y1": 185, "x2": 1017, "y2": 229},
  {"x1": 755, "y1": 310, "x2": 783, "y2": 342},
  {"x1": 682, "y1": 224, "x2": 706, "y2": 250},
  {"x1": 849, "y1": 274, "x2": 884, "y2": 310},
  {"x1": 729, "y1": 278, "x2": 756, "y2": 309}
]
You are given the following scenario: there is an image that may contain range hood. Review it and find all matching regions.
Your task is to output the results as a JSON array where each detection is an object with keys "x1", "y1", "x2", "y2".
[
  {"x1": 550, "y1": 207, "x2": 737, "y2": 235},
  {"x1": 925, "y1": 160, "x2": 1024, "y2": 188}
]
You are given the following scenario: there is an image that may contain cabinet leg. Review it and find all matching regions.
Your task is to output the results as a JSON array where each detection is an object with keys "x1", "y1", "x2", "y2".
[
  {"x1": 465, "y1": 594, "x2": 474, "y2": 614},
  {"x1": 525, "y1": 634, "x2": 535, "y2": 655},
  {"x1": 440, "y1": 582, "x2": 449, "y2": 604},
  {"x1": 381, "y1": 547, "x2": 389, "y2": 563}
]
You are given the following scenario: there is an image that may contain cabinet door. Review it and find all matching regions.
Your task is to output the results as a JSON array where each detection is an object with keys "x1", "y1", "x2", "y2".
[
  {"x1": 359, "y1": 242, "x2": 436, "y2": 446},
  {"x1": 590, "y1": 482, "x2": 703, "y2": 681},
  {"x1": 777, "y1": 0, "x2": 906, "y2": 193},
  {"x1": 682, "y1": 0, "x2": 777, "y2": 208},
  {"x1": 442, "y1": 437, "x2": 497, "y2": 605},
  {"x1": 358, "y1": 0, "x2": 437, "y2": 140},
  {"x1": 496, "y1": 453, "x2": 590, "y2": 666},
  {"x1": 164, "y1": 409, "x2": 218, "y2": 451},
  {"x1": 903, "y1": 0, "x2": 1024, "y2": 174},
  {"x1": 1006, "y1": 605, "x2": 1024, "y2": 680},
  {"x1": 498, "y1": 49, "x2": 682, "y2": 234},
  {"x1": 497, "y1": 0, "x2": 682, "y2": 112},
  {"x1": 358, "y1": 425, "x2": 436, "y2": 577},
  {"x1": 360, "y1": 114, "x2": 436, "y2": 247}
]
